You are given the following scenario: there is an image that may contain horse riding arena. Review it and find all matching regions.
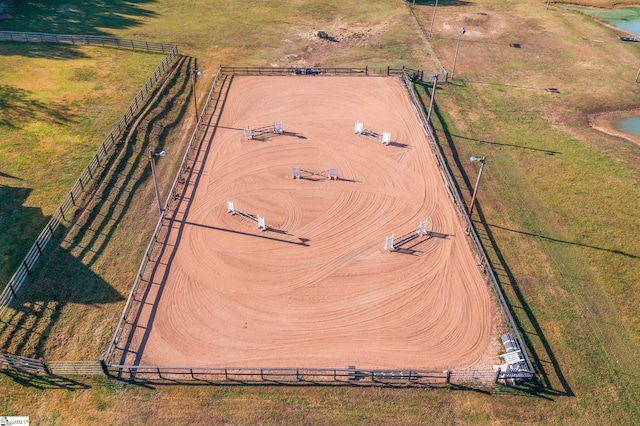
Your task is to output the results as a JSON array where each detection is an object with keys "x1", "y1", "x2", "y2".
[{"x1": 111, "y1": 72, "x2": 502, "y2": 376}]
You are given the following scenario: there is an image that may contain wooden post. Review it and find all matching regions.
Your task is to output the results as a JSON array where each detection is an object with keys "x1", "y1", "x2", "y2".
[
  {"x1": 8, "y1": 282, "x2": 17, "y2": 298},
  {"x1": 429, "y1": 0, "x2": 439, "y2": 37}
]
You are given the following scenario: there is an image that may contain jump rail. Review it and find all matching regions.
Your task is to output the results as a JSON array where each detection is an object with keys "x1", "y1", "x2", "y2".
[{"x1": 399, "y1": 69, "x2": 535, "y2": 379}]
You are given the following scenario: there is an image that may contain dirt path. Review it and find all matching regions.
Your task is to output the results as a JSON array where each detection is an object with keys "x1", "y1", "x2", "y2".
[{"x1": 123, "y1": 76, "x2": 498, "y2": 370}]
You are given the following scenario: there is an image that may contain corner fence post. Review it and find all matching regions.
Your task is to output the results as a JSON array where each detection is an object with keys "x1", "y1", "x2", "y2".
[
  {"x1": 445, "y1": 369, "x2": 451, "y2": 384},
  {"x1": 100, "y1": 358, "x2": 109, "y2": 375}
]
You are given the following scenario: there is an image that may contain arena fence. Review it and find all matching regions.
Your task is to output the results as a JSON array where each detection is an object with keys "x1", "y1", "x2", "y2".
[
  {"x1": 0, "y1": 33, "x2": 180, "y2": 322},
  {"x1": 101, "y1": 66, "x2": 534, "y2": 386},
  {"x1": 101, "y1": 364, "x2": 524, "y2": 387},
  {"x1": 220, "y1": 65, "x2": 369, "y2": 76},
  {"x1": 398, "y1": 69, "x2": 535, "y2": 380}
]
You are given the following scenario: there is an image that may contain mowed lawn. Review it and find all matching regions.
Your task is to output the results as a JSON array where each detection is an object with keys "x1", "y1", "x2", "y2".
[
  {"x1": 0, "y1": 44, "x2": 164, "y2": 284},
  {"x1": 1, "y1": 0, "x2": 640, "y2": 424}
]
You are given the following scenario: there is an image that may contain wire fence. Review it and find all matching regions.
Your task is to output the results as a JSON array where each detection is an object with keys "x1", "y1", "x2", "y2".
[
  {"x1": 399, "y1": 69, "x2": 535, "y2": 379},
  {"x1": 0, "y1": 33, "x2": 180, "y2": 322},
  {"x1": 0, "y1": 31, "x2": 176, "y2": 54}
]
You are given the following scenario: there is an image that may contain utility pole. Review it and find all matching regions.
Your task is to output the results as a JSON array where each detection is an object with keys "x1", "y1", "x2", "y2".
[
  {"x1": 149, "y1": 149, "x2": 166, "y2": 215},
  {"x1": 191, "y1": 68, "x2": 202, "y2": 119},
  {"x1": 427, "y1": 74, "x2": 438, "y2": 124},
  {"x1": 469, "y1": 156, "x2": 486, "y2": 215},
  {"x1": 451, "y1": 27, "x2": 466, "y2": 80},
  {"x1": 429, "y1": 0, "x2": 439, "y2": 37}
]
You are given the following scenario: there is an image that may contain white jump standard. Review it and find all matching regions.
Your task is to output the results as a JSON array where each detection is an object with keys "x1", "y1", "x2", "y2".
[
  {"x1": 244, "y1": 121, "x2": 285, "y2": 140},
  {"x1": 384, "y1": 218, "x2": 429, "y2": 252},
  {"x1": 226, "y1": 199, "x2": 268, "y2": 231},
  {"x1": 292, "y1": 166, "x2": 339, "y2": 180},
  {"x1": 354, "y1": 121, "x2": 392, "y2": 145}
]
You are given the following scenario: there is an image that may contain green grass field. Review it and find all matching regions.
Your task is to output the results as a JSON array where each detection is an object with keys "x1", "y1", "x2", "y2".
[
  {"x1": 1, "y1": 0, "x2": 640, "y2": 424},
  {"x1": 0, "y1": 44, "x2": 164, "y2": 283}
]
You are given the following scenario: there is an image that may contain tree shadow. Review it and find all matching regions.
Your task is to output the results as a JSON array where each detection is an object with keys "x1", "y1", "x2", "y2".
[
  {"x1": 0, "y1": 186, "x2": 48, "y2": 284},
  {"x1": 0, "y1": 42, "x2": 89, "y2": 60},
  {"x1": 412, "y1": 83, "x2": 574, "y2": 398},
  {"x1": 0, "y1": 0, "x2": 157, "y2": 37},
  {"x1": 0, "y1": 84, "x2": 78, "y2": 128},
  {"x1": 0, "y1": 187, "x2": 124, "y2": 359}
]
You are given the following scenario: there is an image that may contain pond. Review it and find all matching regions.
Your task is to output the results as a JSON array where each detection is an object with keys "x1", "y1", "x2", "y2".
[
  {"x1": 613, "y1": 115, "x2": 640, "y2": 138},
  {"x1": 568, "y1": 7, "x2": 640, "y2": 36}
]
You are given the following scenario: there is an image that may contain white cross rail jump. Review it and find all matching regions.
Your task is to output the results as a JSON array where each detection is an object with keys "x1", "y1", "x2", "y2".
[
  {"x1": 226, "y1": 199, "x2": 268, "y2": 231},
  {"x1": 292, "y1": 166, "x2": 338, "y2": 180},
  {"x1": 244, "y1": 121, "x2": 284, "y2": 140},
  {"x1": 354, "y1": 121, "x2": 392, "y2": 146},
  {"x1": 384, "y1": 218, "x2": 429, "y2": 252}
]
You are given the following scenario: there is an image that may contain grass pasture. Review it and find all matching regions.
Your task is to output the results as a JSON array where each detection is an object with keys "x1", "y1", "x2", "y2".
[
  {"x1": 1, "y1": 0, "x2": 640, "y2": 424},
  {"x1": 0, "y1": 44, "x2": 164, "y2": 284}
]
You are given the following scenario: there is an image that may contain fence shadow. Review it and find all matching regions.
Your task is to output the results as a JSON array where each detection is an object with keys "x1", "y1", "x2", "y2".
[
  {"x1": 0, "y1": 368, "x2": 91, "y2": 390},
  {"x1": 426, "y1": 90, "x2": 573, "y2": 398},
  {"x1": 65, "y1": 56, "x2": 194, "y2": 268},
  {"x1": 116, "y1": 73, "x2": 234, "y2": 366}
]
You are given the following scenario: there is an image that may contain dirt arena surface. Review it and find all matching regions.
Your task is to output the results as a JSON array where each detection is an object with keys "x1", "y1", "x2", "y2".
[{"x1": 121, "y1": 75, "x2": 497, "y2": 370}]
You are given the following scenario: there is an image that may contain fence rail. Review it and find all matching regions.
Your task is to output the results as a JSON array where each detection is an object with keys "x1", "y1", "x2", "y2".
[
  {"x1": 47, "y1": 360, "x2": 104, "y2": 376},
  {"x1": 220, "y1": 66, "x2": 368, "y2": 76},
  {"x1": 398, "y1": 69, "x2": 535, "y2": 378},
  {"x1": 0, "y1": 31, "x2": 176, "y2": 54},
  {"x1": 104, "y1": 364, "x2": 517, "y2": 386},
  {"x1": 0, "y1": 33, "x2": 180, "y2": 321},
  {"x1": 0, "y1": 351, "x2": 49, "y2": 375}
]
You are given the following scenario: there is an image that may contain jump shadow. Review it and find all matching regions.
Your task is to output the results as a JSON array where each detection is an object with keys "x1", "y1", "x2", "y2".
[{"x1": 185, "y1": 221, "x2": 309, "y2": 247}]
